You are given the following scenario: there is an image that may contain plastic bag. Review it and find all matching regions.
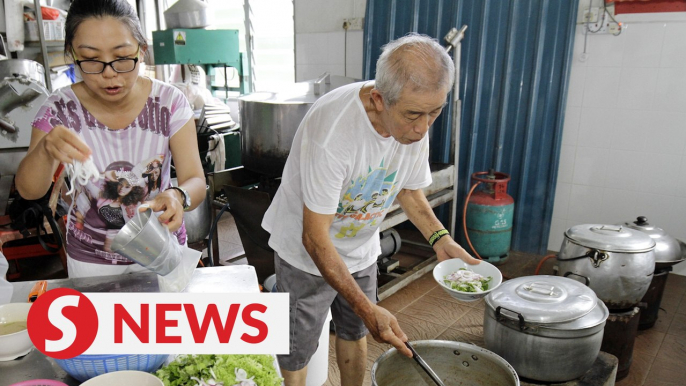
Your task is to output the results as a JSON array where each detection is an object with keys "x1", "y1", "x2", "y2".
[{"x1": 157, "y1": 245, "x2": 201, "y2": 292}]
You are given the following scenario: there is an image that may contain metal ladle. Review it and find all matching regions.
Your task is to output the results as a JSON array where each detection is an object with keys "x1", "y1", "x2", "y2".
[{"x1": 405, "y1": 341, "x2": 446, "y2": 386}]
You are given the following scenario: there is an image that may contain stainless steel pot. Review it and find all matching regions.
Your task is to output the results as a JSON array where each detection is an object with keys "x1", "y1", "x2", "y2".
[
  {"x1": 172, "y1": 179, "x2": 211, "y2": 244},
  {"x1": 622, "y1": 216, "x2": 685, "y2": 269},
  {"x1": 239, "y1": 73, "x2": 356, "y2": 177},
  {"x1": 484, "y1": 275, "x2": 609, "y2": 383},
  {"x1": 164, "y1": 0, "x2": 210, "y2": 29},
  {"x1": 557, "y1": 224, "x2": 656, "y2": 309},
  {"x1": 0, "y1": 59, "x2": 45, "y2": 86},
  {"x1": 372, "y1": 340, "x2": 519, "y2": 386}
]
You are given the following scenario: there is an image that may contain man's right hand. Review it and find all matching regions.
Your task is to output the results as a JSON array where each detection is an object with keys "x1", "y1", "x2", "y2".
[
  {"x1": 364, "y1": 304, "x2": 413, "y2": 358},
  {"x1": 40, "y1": 125, "x2": 91, "y2": 164}
]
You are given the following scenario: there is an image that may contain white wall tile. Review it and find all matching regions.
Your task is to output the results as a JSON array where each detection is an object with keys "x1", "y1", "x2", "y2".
[
  {"x1": 617, "y1": 67, "x2": 657, "y2": 109},
  {"x1": 547, "y1": 217, "x2": 567, "y2": 252},
  {"x1": 612, "y1": 109, "x2": 650, "y2": 151},
  {"x1": 558, "y1": 145, "x2": 576, "y2": 184},
  {"x1": 295, "y1": 33, "x2": 312, "y2": 65},
  {"x1": 676, "y1": 156, "x2": 686, "y2": 197},
  {"x1": 327, "y1": 31, "x2": 346, "y2": 66},
  {"x1": 345, "y1": 30, "x2": 364, "y2": 79},
  {"x1": 552, "y1": 182, "x2": 572, "y2": 220},
  {"x1": 600, "y1": 187, "x2": 637, "y2": 225},
  {"x1": 586, "y1": 31, "x2": 626, "y2": 68},
  {"x1": 582, "y1": 67, "x2": 621, "y2": 109},
  {"x1": 573, "y1": 147, "x2": 608, "y2": 187},
  {"x1": 603, "y1": 149, "x2": 646, "y2": 192},
  {"x1": 577, "y1": 107, "x2": 615, "y2": 149},
  {"x1": 562, "y1": 106, "x2": 581, "y2": 146},
  {"x1": 566, "y1": 65, "x2": 586, "y2": 107},
  {"x1": 633, "y1": 192, "x2": 674, "y2": 229},
  {"x1": 621, "y1": 22, "x2": 666, "y2": 68},
  {"x1": 654, "y1": 67, "x2": 686, "y2": 112},
  {"x1": 643, "y1": 111, "x2": 686, "y2": 155},
  {"x1": 660, "y1": 22, "x2": 686, "y2": 68},
  {"x1": 568, "y1": 184, "x2": 605, "y2": 224},
  {"x1": 572, "y1": 26, "x2": 589, "y2": 67},
  {"x1": 663, "y1": 196, "x2": 686, "y2": 241},
  {"x1": 636, "y1": 152, "x2": 682, "y2": 195}
]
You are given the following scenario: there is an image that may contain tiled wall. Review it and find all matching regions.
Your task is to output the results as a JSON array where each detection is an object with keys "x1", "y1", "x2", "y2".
[
  {"x1": 548, "y1": 4, "x2": 686, "y2": 275},
  {"x1": 294, "y1": 0, "x2": 366, "y2": 82}
]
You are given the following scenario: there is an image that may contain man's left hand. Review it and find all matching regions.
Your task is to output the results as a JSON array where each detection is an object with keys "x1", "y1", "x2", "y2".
[{"x1": 433, "y1": 236, "x2": 480, "y2": 264}]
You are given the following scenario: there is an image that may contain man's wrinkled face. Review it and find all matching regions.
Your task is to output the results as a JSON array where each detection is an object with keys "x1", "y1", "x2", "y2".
[{"x1": 381, "y1": 86, "x2": 449, "y2": 144}]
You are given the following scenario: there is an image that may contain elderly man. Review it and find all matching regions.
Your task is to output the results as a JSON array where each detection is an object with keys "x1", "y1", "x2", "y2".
[{"x1": 262, "y1": 33, "x2": 479, "y2": 385}]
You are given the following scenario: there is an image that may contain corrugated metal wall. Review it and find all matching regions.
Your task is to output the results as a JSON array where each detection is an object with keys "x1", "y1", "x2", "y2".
[{"x1": 363, "y1": 0, "x2": 578, "y2": 255}]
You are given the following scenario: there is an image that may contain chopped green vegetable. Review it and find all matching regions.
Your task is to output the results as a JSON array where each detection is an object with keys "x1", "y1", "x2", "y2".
[{"x1": 155, "y1": 354, "x2": 283, "y2": 386}]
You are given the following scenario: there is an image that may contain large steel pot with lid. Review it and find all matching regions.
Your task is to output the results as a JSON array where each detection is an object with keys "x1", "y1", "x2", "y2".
[
  {"x1": 483, "y1": 275, "x2": 609, "y2": 382},
  {"x1": 239, "y1": 73, "x2": 356, "y2": 177},
  {"x1": 622, "y1": 216, "x2": 684, "y2": 269},
  {"x1": 557, "y1": 224, "x2": 656, "y2": 310}
]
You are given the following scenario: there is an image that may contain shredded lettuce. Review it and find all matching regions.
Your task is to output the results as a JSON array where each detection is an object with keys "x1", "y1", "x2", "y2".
[
  {"x1": 155, "y1": 354, "x2": 283, "y2": 386},
  {"x1": 443, "y1": 268, "x2": 492, "y2": 293}
]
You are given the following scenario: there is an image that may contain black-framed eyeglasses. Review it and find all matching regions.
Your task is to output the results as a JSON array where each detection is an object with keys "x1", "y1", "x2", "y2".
[{"x1": 72, "y1": 46, "x2": 140, "y2": 74}]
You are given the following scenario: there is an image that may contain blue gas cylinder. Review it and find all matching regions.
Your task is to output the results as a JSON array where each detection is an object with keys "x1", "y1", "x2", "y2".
[{"x1": 462, "y1": 171, "x2": 515, "y2": 265}]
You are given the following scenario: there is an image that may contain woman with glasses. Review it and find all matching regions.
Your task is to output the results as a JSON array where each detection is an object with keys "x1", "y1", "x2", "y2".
[{"x1": 15, "y1": 0, "x2": 205, "y2": 278}]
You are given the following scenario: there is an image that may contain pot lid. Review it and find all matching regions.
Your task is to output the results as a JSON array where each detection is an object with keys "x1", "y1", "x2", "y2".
[
  {"x1": 622, "y1": 217, "x2": 682, "y2": 263},
  {"x1": 564, "y1": 224, "x2": 656, "y2": 253},
  {"x1": 485, "y1": 275, "x2": 599, "y2": 324}
]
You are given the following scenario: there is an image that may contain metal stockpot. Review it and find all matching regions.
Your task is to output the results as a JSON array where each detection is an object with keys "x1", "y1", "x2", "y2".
[
  {"x1": 484, "y1": 275, "x2": 608, "y2": 382},
  {"x1": 163, "y1": 0, "x2": 210, "y2": 29},
  {"x1": 238, "y1": 73, "x2": 356, "y2": 177},
  {"x1": 557, "y1": 224, "x2": 656, "y2": 310},
  {"x1": 622, "y1": 216, "x2": 684, "y2": 269},
  {"x1": 0, "y1": 59, "x2": 46, "y2": 86},
  {"x1": 172, "y1": 179, "x2": 211, "y2": 244}
]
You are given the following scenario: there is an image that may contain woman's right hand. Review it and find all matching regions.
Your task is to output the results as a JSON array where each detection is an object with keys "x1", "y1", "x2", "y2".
[{"x1": 40, "y1": 125, "x2": 91, "y2": 164}]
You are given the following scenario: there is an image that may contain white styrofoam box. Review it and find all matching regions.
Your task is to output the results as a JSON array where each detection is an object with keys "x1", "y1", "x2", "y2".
[
  {"x1": 573, "y1": 146, "x2": 608, "y2": 187},
  {"x1": 660, "y1": 22, "x2": 686, "y2": 68},
  {"x1": 568, "y1": 184, "x2": 605, "y2": 224},
  {"x1": 582, "y1": 67, "x2": 621, "y2": 109},
  {"x1": 603, "y1": 149, "x2": 646, "y2": 191},
  {"x1": 600, "y1": 187, "x2": 637, "y2": 224},
  {"x1": 578, "y1": 107, "x2": 615, "y2": 149},
  {"x1": 586, "y1": 31, "x2": 626, "y2": 68},
  {"x1": 25, "y1": 20, "x2": 65, "y2": 41},
  {"x1": 552, "y1": 182, "x2": 572, "y2": 220},
  {"x1": 654, "y1": 67, "x2": 686, "y2": 112},
  {"x1": 617, "y1": 67, "x2": 657, "y2": 109},
  {"x1": 621, "y1": 22, "x2": 666, "y2": 68},
  {"x1": 566, "y1": 65, "x2": 586, "y2": 107},
  {"x1": 643, "y1": 111, "x2": 686, "y2": 155},
  {"x1": 547, "y1": 217, "x2": 567, "y2": 252},
  {"x1": 637, "y1": 152, "x2": 682, "y2": 196},
  {"x1": 612, "y1": 109, "x2": 650, "y2": 151},
  {"x1": 558, "y1": 145, "x2": 576, "y2": 184},
  {"x1": 562, "y1": 106, "x2": 581, "y2": 146}
]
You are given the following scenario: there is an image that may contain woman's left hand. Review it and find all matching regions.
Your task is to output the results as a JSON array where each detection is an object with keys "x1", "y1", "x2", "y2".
[{"x1": 141, "y1": 189, "x2": 185, "y2": 232}]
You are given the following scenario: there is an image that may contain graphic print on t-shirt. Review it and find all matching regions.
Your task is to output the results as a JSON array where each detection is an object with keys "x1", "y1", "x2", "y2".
[
  {"x1": 68, "y1": 155, "x2": 165, "y2": 263},
  {"x1": 334, "y1": 159, "x2": 399, "y2": 238}
]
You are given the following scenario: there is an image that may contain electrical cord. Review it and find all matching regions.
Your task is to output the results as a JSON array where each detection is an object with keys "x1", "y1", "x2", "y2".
[{"x1": 206, "y1": 201, "x2": 231, "y2": 267}]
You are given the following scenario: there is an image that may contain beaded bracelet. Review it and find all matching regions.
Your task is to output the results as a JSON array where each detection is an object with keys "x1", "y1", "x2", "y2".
[{"x1": 429, "y1": 229, "x2": 450, "y2": 247}]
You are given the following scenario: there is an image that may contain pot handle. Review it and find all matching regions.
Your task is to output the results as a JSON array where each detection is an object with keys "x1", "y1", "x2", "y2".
[
  {"x1": 563, "y1": 271, "x2": 591, "y2": 286},
  {"x1": 495, "y1": 306, "x2": 525, "y2": 331}
]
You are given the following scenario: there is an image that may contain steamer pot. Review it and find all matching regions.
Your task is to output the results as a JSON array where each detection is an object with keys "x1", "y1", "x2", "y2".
[
  {"x1": 621, "y1": 216, "x2": 684, "y2": 269},
  {"x1": 484, "y1": 275, "x2": 608, "y2": 382},
  {"x1": 557, "y1": 224, "x2": 656, "y2": 310}
]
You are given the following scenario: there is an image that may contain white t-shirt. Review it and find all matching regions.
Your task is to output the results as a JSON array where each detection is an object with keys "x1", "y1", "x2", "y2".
[{"x1": 262, "y1": 82, "x2": 432, "y2": 276}]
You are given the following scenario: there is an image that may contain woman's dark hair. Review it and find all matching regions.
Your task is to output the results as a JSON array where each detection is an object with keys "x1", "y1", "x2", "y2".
[
  {"x1": 101, "y1": 179, "x2": 146, "y2": 206},
  {"x1": 65, "y1": 0, "x2": 147, "y2": 56}
]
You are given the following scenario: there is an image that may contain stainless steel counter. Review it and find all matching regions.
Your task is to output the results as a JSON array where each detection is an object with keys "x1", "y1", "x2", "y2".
[{"x1": 1, "y1": 265, "x2": 259, "y2": 386}]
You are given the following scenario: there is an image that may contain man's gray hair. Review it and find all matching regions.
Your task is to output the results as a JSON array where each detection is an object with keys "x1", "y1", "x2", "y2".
[{"x1": 375, "y1": 33, "x2": 455, "y2": 106}]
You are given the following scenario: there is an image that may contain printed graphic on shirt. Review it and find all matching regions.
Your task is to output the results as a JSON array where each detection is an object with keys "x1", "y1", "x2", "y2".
[
  {"x1": 334, "y1": 159, "x2": 399, "y2": 238},
  {"x1": 68, "y1": 156, "x2": 167, "y2": 264}
]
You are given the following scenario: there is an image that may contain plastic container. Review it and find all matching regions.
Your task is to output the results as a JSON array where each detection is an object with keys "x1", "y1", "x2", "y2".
[
  {"x1": 9, "y1": 381, "x2": 69, "y2": 386},
  {"x1": 80, "y1": 371, "x2": 163, "y2": 386},
  {"x1": 53, "y1": 354, "x2": 168, "y2": 382},
  {"x1": 0, "y1": 252, "x2": 13, "y2": 305}
]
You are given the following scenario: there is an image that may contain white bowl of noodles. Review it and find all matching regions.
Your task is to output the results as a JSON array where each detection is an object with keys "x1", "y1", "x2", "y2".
[{"x1": 433, "y1": 259, "x2": 502, "y2": 302}]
